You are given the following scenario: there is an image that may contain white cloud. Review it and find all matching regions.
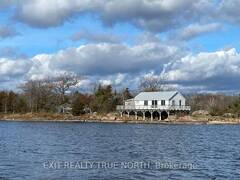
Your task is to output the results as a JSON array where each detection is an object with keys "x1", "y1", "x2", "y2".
[
  {"x1": 28, "y1": 42, "x2": 180, "y2": 78},
  {"x1": 114, "y1": 73, "x2": 125, "y2": 85},
  {"x1": 0, "y1": 58, "x2": 32, "y2": 82},
  {"x1": 1, "y1": 43, "x2": 240, "y2": 92},
  {"x1": 0, "y1": 0, "x2": 238, "y2": 37},
  {"x1": 163, "y1": 48, "x2": 240, "y2": 90},
  {"x1": 218, "y1": 0, "x2": 240, "y2": 24},
  {"x1": 99, "y1": 79, "x2": 112, "y2": 86},
  {"x1": 0, "y1": 41, "x2": 182, "y2": 89},
  {"x1": 0, "y1": 47, "x2": 27, "y2": 58},
  {"x1": 28, "y1": 54, "x2": 67, "y2": 80},
  {"x1": 100, "y1": 0, "x2": 213, "y2": 32},
  {"x1": 11, "y1": 0, "x2": 215, "y2": 33},
  {"x1": 15, "y1": 0, "x2": 101, "y2": 28},
  {"x1": 176, "y1": 23, "x2": 222, "y2": 40}
]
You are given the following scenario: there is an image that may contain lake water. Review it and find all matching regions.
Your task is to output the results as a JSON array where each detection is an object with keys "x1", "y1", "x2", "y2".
[{"x1": 0, "y1": 121, "x2": 240, "y2": 180}]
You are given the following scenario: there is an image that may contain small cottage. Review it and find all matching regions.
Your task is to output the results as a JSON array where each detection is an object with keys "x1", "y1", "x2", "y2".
[{"x1": 117, "y1": 91, "x2": 190, "y2": 121}]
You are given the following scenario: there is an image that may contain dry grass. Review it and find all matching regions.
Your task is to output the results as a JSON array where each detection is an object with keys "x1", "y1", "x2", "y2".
[
  {"x1": 0, "y1": 112, "x2": 239, "y2": 124},
  {"x1": 0, "y1": 112, "x2": 72, "y2": 121}
]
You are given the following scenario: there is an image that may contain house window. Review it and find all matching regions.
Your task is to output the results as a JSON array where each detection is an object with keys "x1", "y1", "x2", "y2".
[
  {"x1": 144, "y1": 100, "x2": 148, "y2": 106},
  {"x1": 152, "y1": 100, "x2": 157, "y2": 106},
  {"x1": 172, "y1": 100, "x2": 175, "y2": 106},
  {"x1": 161, "y1": 100, "x2": 165, "y2": 106},
  {"x1": 179, "y1": 100, "x2": 182, "y2": 106}
]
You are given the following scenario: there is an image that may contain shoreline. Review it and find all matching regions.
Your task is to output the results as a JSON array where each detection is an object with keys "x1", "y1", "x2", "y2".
[
  {"x1": 1, "y1": 119, "x2": 239, "y2": 125},
  {"x1": 1, "y1": 113, "x2": 240, "y2": 125}
]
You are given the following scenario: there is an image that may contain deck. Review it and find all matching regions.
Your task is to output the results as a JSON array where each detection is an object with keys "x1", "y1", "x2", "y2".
[{"x1": 116, "y1": 105, "x2": 191, "y2": 111}]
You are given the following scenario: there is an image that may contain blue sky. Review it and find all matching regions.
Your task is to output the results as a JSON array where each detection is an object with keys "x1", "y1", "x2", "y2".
[
  {"x1": 188, "y1": 24, "x2": 240, "y2": 52},
  {"x1": 1, "y1": 0, "x2": 240, "y2": 92}
]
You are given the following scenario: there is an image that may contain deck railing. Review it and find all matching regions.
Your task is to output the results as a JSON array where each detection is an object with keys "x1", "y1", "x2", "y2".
[{"x1": 116, "y1": 105, "x2": 191, "y2": 111}]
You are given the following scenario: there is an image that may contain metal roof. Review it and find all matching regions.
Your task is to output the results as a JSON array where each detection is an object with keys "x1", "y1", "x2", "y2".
[{"x1": 134, "y1": 91, "x2": 179, "y2": 101}]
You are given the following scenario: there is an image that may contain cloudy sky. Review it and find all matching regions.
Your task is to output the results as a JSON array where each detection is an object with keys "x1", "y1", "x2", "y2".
[{"x1": 0, "y1": 0, "x2": 240, "y2": 93}]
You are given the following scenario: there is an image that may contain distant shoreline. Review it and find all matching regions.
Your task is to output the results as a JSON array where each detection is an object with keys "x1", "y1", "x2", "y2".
[
  {"x1": 0, "y1": 119, "x2": 239, "y2": 125},
  {"x1": 0, "y1": 113, "x2": 240, "y2": 125}
]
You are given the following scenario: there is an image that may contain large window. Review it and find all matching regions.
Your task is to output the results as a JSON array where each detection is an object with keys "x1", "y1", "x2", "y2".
[
  {"x1": 152, "y1": 100, "x2": 157, "y2": 107},
  {"x1": 152, "y1": 100, "x2": 158, "y2": 106},
  {"x1": 144, "y1": 100, "x2": 148, "y2": 106},
  {"x1": 161, "y1": 100, "x2": 165, "y2": 106},
  {"x1": 179, "y1": 100, "x2": 182, "y2": 106},
  {"x1": 172, "y1": 100, "x2": 175, "y2": 106}
]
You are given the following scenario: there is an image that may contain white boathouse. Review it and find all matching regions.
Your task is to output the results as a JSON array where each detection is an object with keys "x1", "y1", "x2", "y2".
[{"x1": 116, "y1": 91, "x2": 190, "y2": 121}]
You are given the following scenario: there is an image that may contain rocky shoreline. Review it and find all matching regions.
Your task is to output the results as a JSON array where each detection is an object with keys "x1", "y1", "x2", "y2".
[{"x1": 0, "y1": 112, "x2": 240, "y2": 125}]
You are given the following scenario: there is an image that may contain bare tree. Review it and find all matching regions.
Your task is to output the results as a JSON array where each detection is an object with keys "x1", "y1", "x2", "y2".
[
  {"x1": 19, "y1": 80, "x2": 39, "y2": 112},
  {"x1": 139, "y1": 75, "x2": 167, "y2": 92},
  {"x1": 19, "y1": 79, "x2": 57, "y2": 112},
  {"x1": 187, "y1": 93, "x2": 236, "y2": 115},
  {"x1": 0, "y1": 91, "x2": 8, "y2": 113},
  {"x1": 53, "y1": 72, "x2": 79, "y2": 104}
]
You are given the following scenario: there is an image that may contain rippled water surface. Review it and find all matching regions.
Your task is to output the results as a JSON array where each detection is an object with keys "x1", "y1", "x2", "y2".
[{"x1": 0, "y1": 121, "x2": 240, "y2": 180}]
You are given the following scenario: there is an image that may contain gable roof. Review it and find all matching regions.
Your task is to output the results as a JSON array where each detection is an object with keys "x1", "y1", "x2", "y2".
[{"x1": 134, "y1": 91, "x2": 180, "y2": 101}]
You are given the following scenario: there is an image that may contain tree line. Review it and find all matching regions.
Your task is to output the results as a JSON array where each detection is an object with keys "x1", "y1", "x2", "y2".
[
  {"x1": 187, "y1": 93, "x2": 240, "y2": 116},
  {"x1": 0, "y1": 74, "x2": 240, "y2": 116},
  {"x1": 0, "y1": 73, "x2": 134, "y2": 115}
]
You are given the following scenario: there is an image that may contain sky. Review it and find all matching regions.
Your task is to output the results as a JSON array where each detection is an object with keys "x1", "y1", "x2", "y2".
[{"x1": 0, "y1": 0, "x2": 240, "y2": 93}]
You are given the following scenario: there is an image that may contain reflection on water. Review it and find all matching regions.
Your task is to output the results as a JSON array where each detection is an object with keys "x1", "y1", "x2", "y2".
[{"x1": 0, "y1": 121, "x2": 240, "y2": 179}]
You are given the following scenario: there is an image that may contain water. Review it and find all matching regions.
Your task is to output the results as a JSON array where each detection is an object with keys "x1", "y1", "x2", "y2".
[{"x1": 0, "y1": 121, "x2": 239, "y2": 180}]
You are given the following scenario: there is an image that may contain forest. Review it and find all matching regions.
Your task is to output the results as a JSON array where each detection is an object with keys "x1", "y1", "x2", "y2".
[{"x1": 0, "y1": 73, "x2": 240, "y2": 117}]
